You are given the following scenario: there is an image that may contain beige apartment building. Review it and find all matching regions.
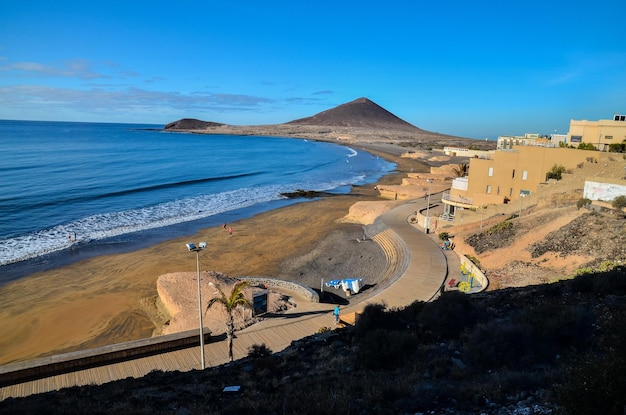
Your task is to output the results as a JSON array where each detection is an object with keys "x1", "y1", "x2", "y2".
[
  {"x1": 442, "y1": 146, "x2": 615, "y2": 215},
  {"x1": 497, "y1": 133, "x2": 567, "y2": 149},
  {"x1": 567, "y1": 114, "x2": 626, "y2": 151},
  {"x1": 440, "y1": 115, "x2": 626, "y2": 220}
]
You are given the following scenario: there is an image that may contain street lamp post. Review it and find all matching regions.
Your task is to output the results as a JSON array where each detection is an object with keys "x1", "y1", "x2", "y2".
[
  {"x1": 425, "y1": 179, "x2": 433, "y2": 234},
  {"x1": 519, "y1": 193, "x2": 526, "y2": 218},
  {"x1": 186, "y1": 242, "x2": 207, "y2": 370},
  {"x1": 480, "y1": 205, "x2": 485, "y2": 229}
]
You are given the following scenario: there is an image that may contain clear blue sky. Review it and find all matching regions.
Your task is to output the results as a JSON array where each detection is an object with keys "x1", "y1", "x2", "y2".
[{"x1": 1, "y1": 1, "x2": 624, "y2": 139}]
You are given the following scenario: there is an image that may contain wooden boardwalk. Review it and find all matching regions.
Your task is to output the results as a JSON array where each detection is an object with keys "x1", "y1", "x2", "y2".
[{"x1": 0, "y1": 199, "x2": 451, "y2": 401}]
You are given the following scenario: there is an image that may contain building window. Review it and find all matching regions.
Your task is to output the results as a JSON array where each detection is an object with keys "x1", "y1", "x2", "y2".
[
  {"x1": 522, "y1": 170, "x2": 528, "y2": 180},
  {"x1": 497, "y1": 186, "x2": 500, "y2": 195},
  {"x1": 512, "y1": 169, "x2": 515, "y2": 178},
  {"x1": 488, "y1": 167, "x2": 494, "y2": 177},
  {"x1": 486, "y1": 185, "x2": 492, "y2": 194},
  {"x1": 605, "y1": 135, "x2": 613, "y2": 140},
  {"x1": 509, "y1": 188, "x2": 513, "y2": 197},
  {"x1": 571, "y1": 135, "x2": 582, "y2": 143}
]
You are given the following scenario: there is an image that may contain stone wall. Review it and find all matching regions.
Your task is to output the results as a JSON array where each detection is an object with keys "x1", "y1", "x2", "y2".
[{"x1": 239, "y1": 277, "x2": 319, "y2": 303}]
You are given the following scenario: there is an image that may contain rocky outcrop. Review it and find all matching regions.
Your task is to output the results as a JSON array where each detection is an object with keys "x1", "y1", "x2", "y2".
[{"x1": 164, "y1": 118, "x2": 224, "y2": 130}]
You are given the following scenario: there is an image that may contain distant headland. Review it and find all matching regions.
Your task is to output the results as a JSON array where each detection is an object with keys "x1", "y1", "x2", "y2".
[{"x1": 163, "y1": 97, "x2": 496, "y2": 152}]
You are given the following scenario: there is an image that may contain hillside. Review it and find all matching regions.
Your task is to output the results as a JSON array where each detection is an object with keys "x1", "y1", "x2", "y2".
[
  {"x1": 458, "y1": 208, "x2": 626, "y2": 289},
  {"x1": 2, "y1": 268, "x2": 624, "y2": 415},
  {"x1": 437, "y1": 157, "x2": 626, "y2": 290}
]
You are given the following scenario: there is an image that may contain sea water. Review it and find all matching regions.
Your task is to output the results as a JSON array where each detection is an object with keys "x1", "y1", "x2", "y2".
[{"x1": 0, "y1": 120, "x2": 395, "y2": 283}]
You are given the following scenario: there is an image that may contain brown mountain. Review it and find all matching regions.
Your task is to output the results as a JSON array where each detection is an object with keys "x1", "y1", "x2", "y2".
[
  {"x1": 164, "y1": 118, "x2": 224, "y2": 130},
  {"x1": 161, "y1": 98, "x2": 490, "y2": 150},
  {"x1": 286, "y1": 97, "x2": 422, "y2": 132}
]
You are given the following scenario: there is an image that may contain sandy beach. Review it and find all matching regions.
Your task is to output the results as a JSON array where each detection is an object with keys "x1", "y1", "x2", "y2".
[{"x1": 0, "y1": 145, "x2": 429, "y2": 365}]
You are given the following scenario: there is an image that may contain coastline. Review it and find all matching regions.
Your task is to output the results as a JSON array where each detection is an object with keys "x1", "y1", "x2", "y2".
[{"x1": 0, "y1": 142, "x2": 428, "y2": 365}]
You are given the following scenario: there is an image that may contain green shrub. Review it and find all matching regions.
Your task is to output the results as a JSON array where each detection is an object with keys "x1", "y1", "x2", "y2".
[
  {"x1": 418, "y1": 292, "x2": 484, "y2": 341},
  {"x1": 438, "y1": 231, "x2": 450, "y2": 241},
  {"x1": 608, "y1": 141, "x2": 626, "y2": 153},
  {"x1": 546, "y1": 164, "x2": 566, "y2": 180},
  {"x1": 463, "y1": 318, "x2": 532, "y2": 370},
  {"x1": 485, "y1": 220, "x2": 512, "y2": 235},
  {"x1": 463, "y1": 304, "x2": 594, "y2": 372},
  {"x1": 355, "y1": 302, "x2": 424, "y2": 336},
  {"x1": 612, "y1": 195, "x2": 626, "y2": 210},
  {"x1": 356, "y1": 329, "x2": 418, "y2": 370},
  {"x1": 556, "y1": 309, "x2": 626, "y2": 415},
  {"x1": 247, "y1": 343, "x2": 272, "y2": 358},
  {"x1": 576, "y1": 198, "x2": 591, "y2": 210},
  {"x1": 578, "y1": 143, "x2": 597, "y2": 151}
]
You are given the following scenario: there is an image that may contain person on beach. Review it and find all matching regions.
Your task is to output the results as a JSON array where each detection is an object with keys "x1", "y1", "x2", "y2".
[
  {"x1": 223, "y1": 223, "x2": 227, "y2": 229},
  {"x1": 228, "y1": 227, "x2": 233, "y2": 236},
  {"x1": 333, "y1": 305, "x2": 340, "y2": 325}
]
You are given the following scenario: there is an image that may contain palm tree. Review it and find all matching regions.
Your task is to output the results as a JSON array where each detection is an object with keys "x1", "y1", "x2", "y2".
[
  {"x1": 451, "y1": 163, "x2": 469, "y2": 178},
  {"x1": 207, "y1": 281, "x2": 252, "y2": 362}
]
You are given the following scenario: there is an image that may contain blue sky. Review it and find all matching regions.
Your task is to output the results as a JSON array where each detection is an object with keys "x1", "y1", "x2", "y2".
[{"x1": 1, "y1": 1, "x2": 624, "y2": 139}]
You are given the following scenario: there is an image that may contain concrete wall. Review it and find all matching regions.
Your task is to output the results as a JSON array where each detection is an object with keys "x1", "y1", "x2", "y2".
[
  {"x1": 459, "y1": 255, "x2": 489, "y2": 292},
  {"x1": 0, "y1": 329, "x2": 211, "y2": 387},
  {"x1": 442, "y1": 147, "x2": 494, "y2": 158},
  {"x1": 584, "y1": 180, "x2": 626, "y2": 202},
  {"x1": 239, "y1": 277, "x2": 319, "y2": 303}
]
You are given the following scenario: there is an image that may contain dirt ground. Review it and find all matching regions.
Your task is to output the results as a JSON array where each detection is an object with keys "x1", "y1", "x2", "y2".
[{"x1": 450, "y1": 205, "x2": 626, "y2": 289}]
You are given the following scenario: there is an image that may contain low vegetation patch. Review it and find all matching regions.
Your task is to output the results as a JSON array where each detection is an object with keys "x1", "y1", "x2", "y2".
[{"x1": 465, "y1": 219, "x2": 517, "y2": 254}]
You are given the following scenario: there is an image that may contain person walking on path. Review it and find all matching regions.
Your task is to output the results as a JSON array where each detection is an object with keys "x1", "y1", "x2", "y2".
[{"x1": 333, "y1": 305, "x2": 340, "y2": 325}]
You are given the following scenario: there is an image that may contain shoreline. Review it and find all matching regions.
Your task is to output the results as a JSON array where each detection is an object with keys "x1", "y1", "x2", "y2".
[
  {"x1": 0, "y1": 142, "x2": 429, "y2": 365},
  {"x1": 0, "y1": 138, "x2": 401, "y2": 285}
]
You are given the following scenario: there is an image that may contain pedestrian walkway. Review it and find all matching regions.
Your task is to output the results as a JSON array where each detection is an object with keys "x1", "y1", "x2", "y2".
[{"x1": 0, "y1": 199, "x2": 451, "y2": 400}]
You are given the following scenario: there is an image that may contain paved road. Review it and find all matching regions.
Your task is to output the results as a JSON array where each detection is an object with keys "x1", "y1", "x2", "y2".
[{"x1": 0, "y1": 198, "x2": 452, "y2": 400}]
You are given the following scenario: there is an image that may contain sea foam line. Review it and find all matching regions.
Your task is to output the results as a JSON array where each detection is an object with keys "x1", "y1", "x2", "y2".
[{"x1": 0, "y1": 176, "x2": 362, "y2": 267}]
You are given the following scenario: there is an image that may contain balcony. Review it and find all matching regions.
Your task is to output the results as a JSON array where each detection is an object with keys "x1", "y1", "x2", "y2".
[{"x1": 442, "y1": 191, "x2": 474, "y2": 208}]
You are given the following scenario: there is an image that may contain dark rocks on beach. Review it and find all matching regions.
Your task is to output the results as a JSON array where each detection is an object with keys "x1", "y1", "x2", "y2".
[{"x1": 279, "y1": 189, "x2": 334, "y2": 199}]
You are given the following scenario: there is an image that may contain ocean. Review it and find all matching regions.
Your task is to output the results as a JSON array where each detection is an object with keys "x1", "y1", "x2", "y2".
[{"x1": 0, "y1": 120, "x2": 395, "y2": 284}]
